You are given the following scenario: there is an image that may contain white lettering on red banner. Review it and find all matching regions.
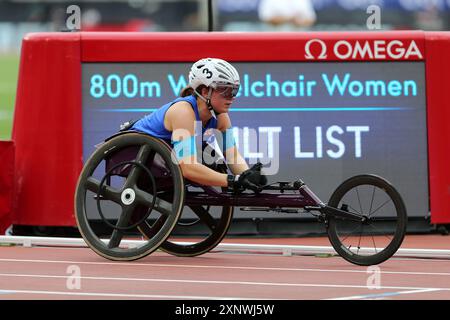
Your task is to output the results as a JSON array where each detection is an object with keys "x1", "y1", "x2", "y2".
[{"x1": 305, "y1": 39, "x2": 423, "y2": 60}]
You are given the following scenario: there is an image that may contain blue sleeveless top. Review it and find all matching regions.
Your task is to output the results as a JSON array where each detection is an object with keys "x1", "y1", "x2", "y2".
[{"x1": 131, "y1": 95, "x2": 218, "y2": 143}]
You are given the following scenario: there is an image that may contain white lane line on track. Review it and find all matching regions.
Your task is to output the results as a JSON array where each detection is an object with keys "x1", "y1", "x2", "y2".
[
  {"x1": 1, "y1": 258, "x2": 450, "y2": 277},
  {"x1": 0, "y1": 289, "x2": 250, "y2": 300},
  {"x1": 327, "y1": 288, "x2": 442, "y2": 300},
  {"x1": 0, "y1": 273, "x2": 449, "y2": 292}
]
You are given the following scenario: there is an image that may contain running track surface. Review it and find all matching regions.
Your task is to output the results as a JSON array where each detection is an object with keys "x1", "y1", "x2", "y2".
[{"x1": 0, "y1": 235, "x2": 449, "y2": 300}]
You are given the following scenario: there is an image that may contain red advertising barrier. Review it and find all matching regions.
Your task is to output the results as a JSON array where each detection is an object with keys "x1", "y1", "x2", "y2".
[
  {"x1": 0, "y1": 141, "x2": 15, "y2": 234},
  {"x1": 12, "y1": 33, "x2": 81, "y2": 226},
  {"x1": 424, "y1": 32, "x2": 450, "y2": 225},
  {"x1": 11, "y1": 31, "x2": 450, "y2": 228}
]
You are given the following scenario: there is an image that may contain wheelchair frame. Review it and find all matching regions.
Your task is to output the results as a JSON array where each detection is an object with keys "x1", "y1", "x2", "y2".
[{"x1": 75, "y1": 132, "x2": 407, "y2": 266}]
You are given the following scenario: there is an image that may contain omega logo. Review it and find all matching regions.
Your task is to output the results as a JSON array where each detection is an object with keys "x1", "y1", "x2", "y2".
[
  {"x1": 305, "y1": 39, "x2": 327, "y2": 60},
  {"x1": 304, "y1": 39, "x2": 423, "y2": 60}
]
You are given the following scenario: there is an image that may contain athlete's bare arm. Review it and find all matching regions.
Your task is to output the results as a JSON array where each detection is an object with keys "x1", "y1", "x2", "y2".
[{"x1": 165, "y1": 102, "x2": 229, "y2": 187}]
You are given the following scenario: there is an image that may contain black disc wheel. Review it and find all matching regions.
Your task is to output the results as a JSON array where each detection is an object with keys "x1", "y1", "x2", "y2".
[
  {"x1": 326, "y1": 174, "x2": 407, "y2": 266},
  {"x1": 142, "y1": 164, "x2": 234, "y2": 257},
  {"x1": 75, "y1": 133, "x2": 184, "y2": 261}
]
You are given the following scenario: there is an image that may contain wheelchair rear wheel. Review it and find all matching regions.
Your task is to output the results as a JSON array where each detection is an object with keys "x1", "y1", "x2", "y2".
[
  {"x1": 75, "y1": 133, "x2": 184, "y2": 261},
  {"x1": 143, "y1": 163, "x2": 234, "y2": 257}
]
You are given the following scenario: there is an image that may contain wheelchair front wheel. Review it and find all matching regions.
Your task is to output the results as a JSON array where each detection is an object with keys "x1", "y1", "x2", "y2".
[{"x1": 326, "y1": 174, "x2": 407, "y2": 266}]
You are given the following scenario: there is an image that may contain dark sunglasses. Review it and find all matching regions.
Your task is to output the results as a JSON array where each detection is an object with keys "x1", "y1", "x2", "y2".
[{"x1": 215, "y1": 85, "x2": 240, "y2": 99}]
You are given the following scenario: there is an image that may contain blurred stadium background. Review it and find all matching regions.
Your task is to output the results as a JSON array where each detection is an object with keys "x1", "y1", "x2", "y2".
[{"x1": 0, "y1": 0, "x2": 449, "y2": 140}]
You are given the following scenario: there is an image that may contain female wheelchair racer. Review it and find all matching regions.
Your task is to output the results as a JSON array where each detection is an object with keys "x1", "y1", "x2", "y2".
[
  {"x1": 75, "y1": 58, "x2": 407, "y2": 266},
  {"x1": 128, "y1": 57, "x2": 267, "y2": 193}
]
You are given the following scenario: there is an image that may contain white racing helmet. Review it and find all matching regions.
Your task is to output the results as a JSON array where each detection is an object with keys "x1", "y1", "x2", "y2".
[
  {"x1": 188, "y1": 58, "x2": 240, "y2": 118},
  {"x1": 189, "y1": 58, "x2": 240, "y2": 90}
]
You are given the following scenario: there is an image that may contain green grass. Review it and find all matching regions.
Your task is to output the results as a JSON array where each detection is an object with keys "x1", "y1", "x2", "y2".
[{"x1": 0, "y1": 54, "x2": 20, "y2": 140}]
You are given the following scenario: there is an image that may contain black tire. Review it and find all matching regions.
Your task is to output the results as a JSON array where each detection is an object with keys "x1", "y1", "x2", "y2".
[
  {"x1": 158, "y1": 205, "x2": 234, "y2": 257},
  {"x1": 326, "y1": 174, "x2": 407, "y2": 266},
  {"x1": 143, "y1": 165, "x2": 234, "y2": 257},
  {"x1": 75, "y1": 133, "x2": 184, "y2": 261}
]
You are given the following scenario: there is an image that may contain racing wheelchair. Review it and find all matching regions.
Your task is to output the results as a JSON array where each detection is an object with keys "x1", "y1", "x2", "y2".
[{"x1": 75, "y1": 131, "x2": 407, "y2": 266}]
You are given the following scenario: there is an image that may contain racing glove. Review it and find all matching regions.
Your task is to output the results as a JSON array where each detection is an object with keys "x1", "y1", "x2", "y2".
[
  {"x1": 227, "y1": 162, "x2": 267, "y2": 194},
  {"x1": 246, "y1": 162, "x2": 268, "y2": 186}
]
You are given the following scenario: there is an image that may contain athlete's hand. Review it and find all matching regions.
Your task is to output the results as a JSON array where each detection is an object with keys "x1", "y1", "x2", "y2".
[
  {"x1": 246, "y1": 162, "x2": 267, "y2": 186},
  {"x1": 227, "y1": 162, "x2": 267, "y2": 194}
]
